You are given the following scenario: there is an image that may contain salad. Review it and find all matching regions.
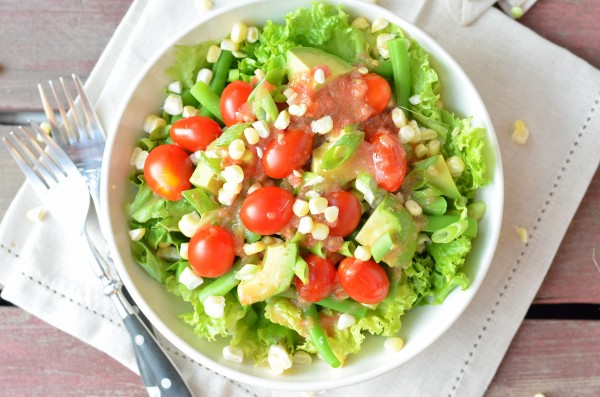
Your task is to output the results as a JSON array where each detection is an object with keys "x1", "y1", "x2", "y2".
[{"x1": 126, "y1": 2, "x2": 489, "y2": 373}]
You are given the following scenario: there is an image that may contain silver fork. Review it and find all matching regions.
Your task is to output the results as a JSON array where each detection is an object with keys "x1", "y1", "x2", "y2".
[{"x1": 37, "y1": 76, "x2": 193, "y2": 397}]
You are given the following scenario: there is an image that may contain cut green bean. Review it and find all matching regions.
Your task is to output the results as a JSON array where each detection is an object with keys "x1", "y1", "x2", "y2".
[
  {"x1": 303, "y1": 304, "x2": 341, "y2": 368},
  {"x1": 388, "y1": 38, "x2": 411, "y2": 109},
  {"x1": 198, "y1": 50, "x2": 234, "y2": 118},
  {"x1": 372, "y1": 59, "x2": 393, "y2": 78},
  {"x1": 197, "y1": 267, "x2": 240, "y2": 302},
  {"x1": 315, "y1": 296, "x2": 368, "y2": 318},
  {"x1": 411, "y1": 189, "x2": 447, "y2": 216},
  {"x1": 467, "y1": 201, "x2": 487, "y2": 221},
  {"x1": 209, "y1": 50, "x2": 234, "y2": 95},
  {"x1": 190, "y1": 80, "x2": 223, "y2": 122}
]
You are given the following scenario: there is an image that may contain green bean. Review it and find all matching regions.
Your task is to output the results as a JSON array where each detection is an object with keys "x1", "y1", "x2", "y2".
[
  {"x1": 372, "y1": 59, "x2": 393, "y2": 78},
  {"x1": 411, "y1": 189, "x2": 447, "y2": 216},
  {"x1": 467, "y1": 201, "x2": 487, "y2": 221},
  {"x1": 198, "y1": 50, "x2": 234, "y2": 118},
  {"x1": 190, "y1": 80, "x2": 223, "y2": 122},
  {"x1": 209, "y1": 50, "x2": 234, "y2": 95},
  {"x1": 315, "y1": 296, "x2": 368, "y2": 318},
  {"x1": 197, "y1": 268, "x2": 240, "y2": 303},
  {"x1": 303, "y1": 304, "x2": 341, "y2": 368},
  {"x1": 388, "y1": 38, "x2": 411, "y2": 109}
]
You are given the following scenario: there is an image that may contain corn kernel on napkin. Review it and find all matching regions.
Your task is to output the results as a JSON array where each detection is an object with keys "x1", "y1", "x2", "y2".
[{"x1": 1, "y1": 1, "x2": 599, "y2": 397}]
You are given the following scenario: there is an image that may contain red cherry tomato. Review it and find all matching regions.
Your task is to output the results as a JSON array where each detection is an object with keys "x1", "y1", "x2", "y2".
[
  {"x1": 371, "y1": 133, "x2": 407, "y2": 192},
  {"x1": 363, "y1": 73, "x2": 392, "y2": 115},
  {"x1": 220, "y1": 80, "x2": 254, "y2": 127},
  {"x1": 326, "y1": 191, "x2": 362, "y2": 237},
  {"x1": 337, "y1": 258, "x2": 390, "y2": 304},
  {"x1": 240, "y1": 186, "x2": 295, "y2": 235},
  {"x1": 261, "y1": 129, "x2": 314, "y2": 179},
  {"x1": 170, "y1": 116, "x2": 222, "y2": 152},
  {"x1": 294, "y1": 255, "x2": 337, "y2": 302},
  {"x1": 188, "y1": 225, "x2": 235, "y2": 278},
  {"x1": 143, "y1": 144, "x2": 194, "y2": 201}
]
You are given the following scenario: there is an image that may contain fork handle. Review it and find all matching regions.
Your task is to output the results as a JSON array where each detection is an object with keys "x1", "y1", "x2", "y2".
[{"x1": 121, "y1": 308, "x2": 194, "y2": 397}]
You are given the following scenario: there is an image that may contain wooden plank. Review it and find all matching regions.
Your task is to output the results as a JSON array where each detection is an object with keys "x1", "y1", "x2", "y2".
[
  {"x1": 519, "y1": 1, "x2": 600, "y2": 305},
  {"x1": 0, "y1": 307, "x2": 146, "y2": 397},
  {"x1": 0, "y1": 0, "x2": 132, "y2": 111},
  {"x1": 0, "y1": 126, "x2": 25, "y2": 221},
  {"x1": 486, "y1": 319, "x2": 600, "y2": 396},
  {"x1": 533, "y1": 168, "x2": 600, "y2": 304},
  {"x1": 520, "y1": 0, "x2": 600, "y2": 70},
  {"x1": 2, "y1": 307, "x2": 599, "y2": 396}
]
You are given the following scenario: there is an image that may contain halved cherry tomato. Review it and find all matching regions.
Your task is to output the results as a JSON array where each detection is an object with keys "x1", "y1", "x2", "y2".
[
  {"x1": 261, "y1": 129, "x2": 314, "y2": 179},
  {"x1": 170, "y1": 115, "x2": 222, "y2": 152},
  {"x1": 294, "y1": 255, "x2": 337, "y2": 302},
  {"x1": 371, "y1": 133, "x2": 407, "y2": 192},
  {"x1": 363, "y1": 73, "x2": 392, "y2": 115},
  {"x1": 240, "y1": 186, "x2": 295, "y2": 235},
  {"x1": 326, "y1": 191, "x2": 362, "y2": 237},
  {"x1": 337, "y1": 258, "x2": 390, "y2": 304},
  {"x1": 143, "y1": 144, "x2": 193, "y2": 201},
  {"x1": 188, "y1": 225, "x2": 235, "y2": 278},
  {"x1": 220, "y1": 80, "x2": 254, "y2": 127}
]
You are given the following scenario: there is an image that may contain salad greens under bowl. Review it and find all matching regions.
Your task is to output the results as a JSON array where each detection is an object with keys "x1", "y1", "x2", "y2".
[{"x1": 100, "y1": 0, "x2": 503, "y2": 391}]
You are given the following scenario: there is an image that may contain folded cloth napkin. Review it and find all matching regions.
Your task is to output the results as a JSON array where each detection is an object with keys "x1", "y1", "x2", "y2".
[
  {"x1": 445, "y1": 0, "x2": 538, "y2": 25},
  {"x1": 1, "y1": 0, "x2": 599, "y2": 396}
]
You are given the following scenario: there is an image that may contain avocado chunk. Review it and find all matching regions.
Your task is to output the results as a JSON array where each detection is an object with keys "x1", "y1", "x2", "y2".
[
  {"x1": 411, "y1": 155, "x2": 461, "y2": 200},
  {"x1": 355, "y1": 193, "x2": 418, "y2": 268},
  {"x1": 287, "y1": 47, "x2": 353, "y2": 82},
  {"x1": 189, "y1": 158, "x2": 222, "y2": 195},
  {"x1": 237, "y1": 243, "x2": 298, "y2": 305}
]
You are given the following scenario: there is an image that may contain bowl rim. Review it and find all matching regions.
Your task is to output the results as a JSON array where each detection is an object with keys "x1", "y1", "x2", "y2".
[{"x1": 100, "y1": 0, "x2": 504, "y2": 391}]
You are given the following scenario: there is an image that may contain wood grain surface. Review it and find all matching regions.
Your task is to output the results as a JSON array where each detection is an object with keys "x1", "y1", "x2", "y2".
[{"x1": 0, "y1": 1, "x2": 598, "y2": 396}]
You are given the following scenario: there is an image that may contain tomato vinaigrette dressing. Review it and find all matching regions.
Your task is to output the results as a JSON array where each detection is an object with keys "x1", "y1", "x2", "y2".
[{"x1": 225, "y1": 66, "x2": 407, "y2": 257}]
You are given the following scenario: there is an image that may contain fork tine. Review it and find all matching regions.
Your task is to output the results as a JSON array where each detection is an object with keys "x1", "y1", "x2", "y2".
[
  {"x1": 59, "y1": 76, "x2": 89, "y2": 140},
  {"x1": 38, "y1": 83, "x2": 68, "y2": 147},
  {"x1": 72, "y1": 74, "x2": 105, "y2": 140},
  {"x1": 30, "y1": 121, "x2": 80, "y2": 176},
  {"x1": 48, "y1": 79, "x2": 78, "y2": 144},
  {"x1": 15, "y1": 127, "x2": 68, "y2": 183},
  {"x1": 3, "y1": 132, "x2": 53, "y2": 193}
]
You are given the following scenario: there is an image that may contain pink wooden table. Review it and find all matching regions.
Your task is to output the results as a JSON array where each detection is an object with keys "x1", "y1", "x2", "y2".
[{"x1": 0, "y1": 1, "x2": 599, "y2": 396}]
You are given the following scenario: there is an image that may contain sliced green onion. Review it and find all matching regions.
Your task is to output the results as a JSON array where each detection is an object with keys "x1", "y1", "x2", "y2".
[
  {"x1": 251, "y1": 83, "x2": 278, "y2": 123},
  {"x1": 181, "y1": 188, "x2": 219, "y2": 215},
  {"x1": 337, "y1": 240, "x2": 356, "y2": 257},
  {"x1": 293, "y1": 256, "x2": 309, "y2": 284},
  {"x1": 321, "y1": 129, "x2": 364, "y2": 171},
  {"x1": 213, "y1": 122, "x2": 251, "y2": 147},
  {"x1": 372, "y1": 59, "x2": 393, "y2": 78},
  {"x1": 423, "y1": 215, "x2": 477, "y2": 238},
  {"x1": 431, "y1": 218, "x2": 468, "y2": 243},
  {"x1": 371, "y1": 232, "x2": 393, "y2": 263},
  {"x1": 227, "y1": 69, "x2": 240, "y2": 82},
  {"x1": 197, "y1": 151, "x2": 222, "y2": 176},
  {"x1": 388, "y1": 38, "x2": 411, "y2": 109},
  {"x1": 309, "y1": 241, "x2": 326, "y2": 258}
]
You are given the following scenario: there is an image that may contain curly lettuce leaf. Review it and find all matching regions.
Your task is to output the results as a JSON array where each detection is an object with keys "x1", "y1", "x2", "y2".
[
  {"x1": 166, "y1": 42, "x2": 215, "y2": 88},
  {"x1": 426, "y1": 236, "x2": 471, "y2": 303},
  {"x1": 166, "y1": 276, "x2": 246, "y2": 341},
  {"x1": 442, "y1": 112, "x2": 489, "y2": 191}
]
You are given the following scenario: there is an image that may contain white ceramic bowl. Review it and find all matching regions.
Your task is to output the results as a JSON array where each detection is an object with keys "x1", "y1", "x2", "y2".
[{"x1": 101, "y1": 0, "x2": 503, "y2": 391}]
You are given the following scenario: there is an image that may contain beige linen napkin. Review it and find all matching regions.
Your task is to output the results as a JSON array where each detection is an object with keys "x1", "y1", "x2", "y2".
[{"x1": 1, "y1": 0, "x2": 599, "y2": 396}]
